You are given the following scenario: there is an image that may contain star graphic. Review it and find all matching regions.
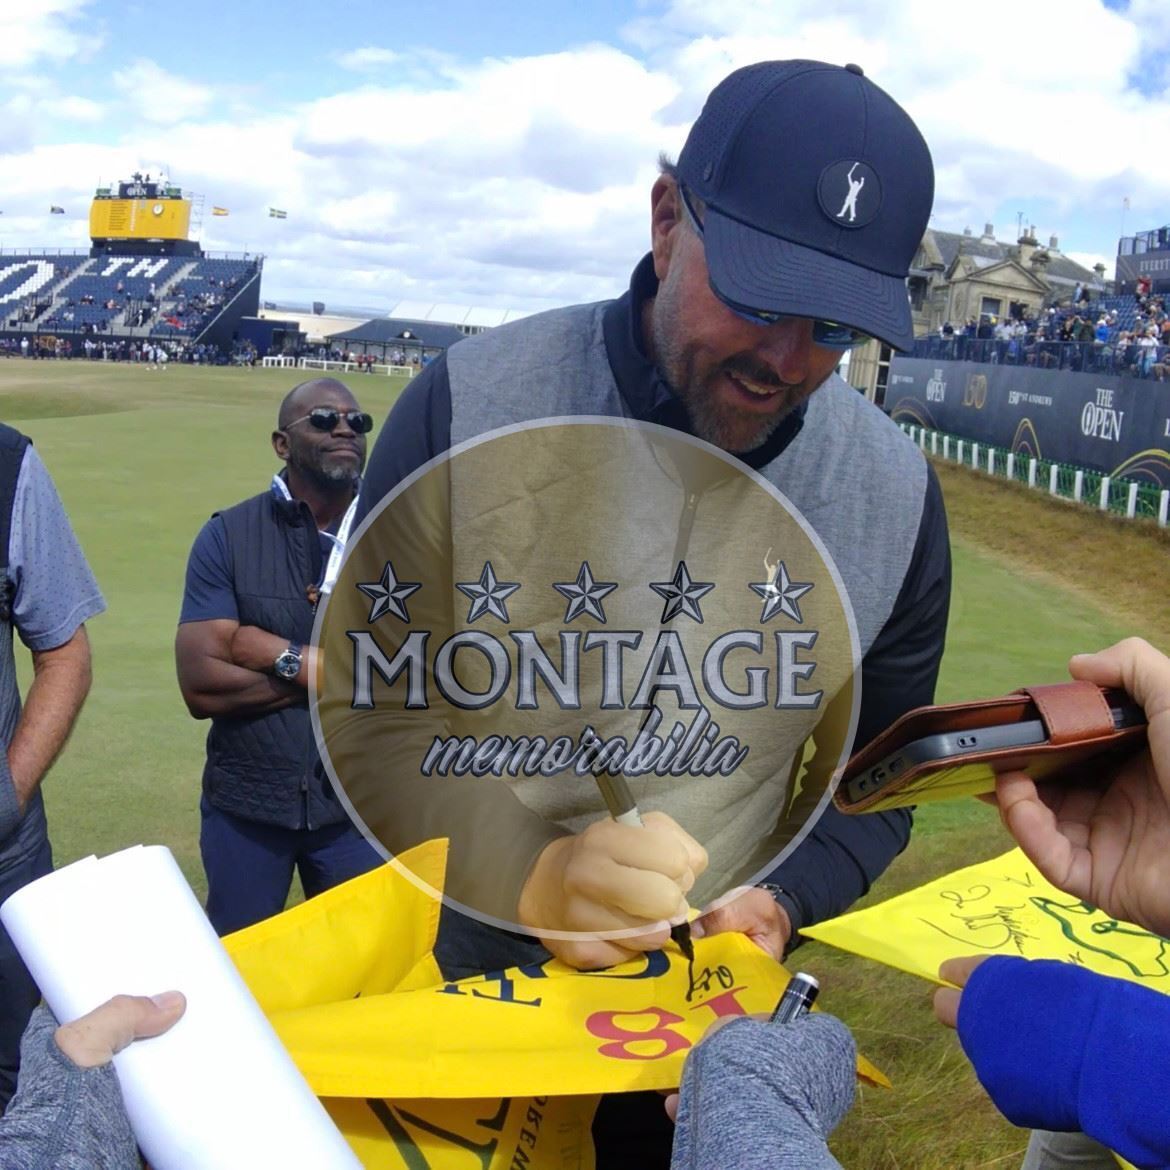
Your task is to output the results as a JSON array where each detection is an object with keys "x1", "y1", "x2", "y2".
[
  {"x1": 356, "y1": 561, "x2": 421, "y2": 623},
  {"x1": 750, "y1": 561, "x2": 814, "y2": 623},
  {"x1": 649, "y1": 560, "x2": 714, "y2": 624},
  {"x1": 553, "y1": 561, "x2": 617, "y2": 623},
  {"x1": 456, "y1": 560, "x2": 521, "y2": 623}
]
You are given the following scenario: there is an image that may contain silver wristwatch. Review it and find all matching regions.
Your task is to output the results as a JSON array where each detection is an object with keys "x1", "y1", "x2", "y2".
[{"x1": 273, "y1": 640, "x2": 303, "y2": 680}]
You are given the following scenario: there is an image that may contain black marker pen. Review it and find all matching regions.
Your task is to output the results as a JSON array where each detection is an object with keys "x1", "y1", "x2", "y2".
[
  {"x1": 770, "y1": 971, "x2": 819, "y2": 1024},
  {"x1": 593, "y1": 773, "x2": 694, "y2": 963}
]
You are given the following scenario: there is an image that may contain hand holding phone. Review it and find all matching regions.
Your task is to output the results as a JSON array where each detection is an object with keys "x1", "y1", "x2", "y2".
[
  {"x1": 995, "y1": 638, "x2": 1170, "y2": 939},
  {"x1": 836, "y1": 681, "x2": 1147, "y2": 814}
]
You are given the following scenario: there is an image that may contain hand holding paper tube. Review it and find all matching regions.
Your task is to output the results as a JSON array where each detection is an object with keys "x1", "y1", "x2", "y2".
[{"x1": 0, "y1": 845, "x2": 362, "y2": 1170}]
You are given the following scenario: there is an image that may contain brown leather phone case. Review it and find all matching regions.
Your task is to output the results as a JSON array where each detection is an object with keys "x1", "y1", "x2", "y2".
[{"x1": 835, "y1": 681, "x2": 1147, "y2": 814}]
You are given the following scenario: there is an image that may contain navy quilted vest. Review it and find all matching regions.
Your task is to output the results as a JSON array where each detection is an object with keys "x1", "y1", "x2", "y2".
[{"x1": 200, "y1": 489, "x2": 348, "y2": 829}]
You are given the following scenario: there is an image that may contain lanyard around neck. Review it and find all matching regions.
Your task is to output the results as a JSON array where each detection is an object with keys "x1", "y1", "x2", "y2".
[{"x1": 270, "y1": 473, "x2": 358, "y2": 598}]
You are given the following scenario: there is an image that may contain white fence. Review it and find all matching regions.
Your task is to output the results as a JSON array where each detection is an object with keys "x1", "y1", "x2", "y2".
[
  {"x1": 296, "y1": 357, "x2": 414, "y2": 378},
  {"x1": 902, "y1": 423, "x2": 1170, "y2": 528},
  {"x1": 259, "y1": 356, "x2": 415, "y2": 377}
]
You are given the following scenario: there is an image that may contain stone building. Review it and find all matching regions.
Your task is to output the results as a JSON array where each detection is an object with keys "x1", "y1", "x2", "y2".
[
  {"x1": 907, "y1": 223, "x2": 1106, "y2": 335},
  {"x1": 845, "y1": 223, "x2": 1107, "y2": 402}
]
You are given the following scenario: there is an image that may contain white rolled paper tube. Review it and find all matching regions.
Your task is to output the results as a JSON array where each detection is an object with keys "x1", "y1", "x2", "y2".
[{"x1": 1, "y1": 845, "x2": 361, "y2": 1170}]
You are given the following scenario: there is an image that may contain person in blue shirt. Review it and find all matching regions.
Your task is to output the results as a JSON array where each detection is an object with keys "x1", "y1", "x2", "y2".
[
  {"x1": 935, "y1": 637, "x2": 1170, "y2": 1170},
  {"x1": 0, "y1": 431, "x2": 105, "y2": 1112}
]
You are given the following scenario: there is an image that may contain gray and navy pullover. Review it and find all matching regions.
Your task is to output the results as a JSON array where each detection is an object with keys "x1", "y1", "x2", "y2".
[{"x1": 356, "y1": 255, "x2": 950, "y2": 935}]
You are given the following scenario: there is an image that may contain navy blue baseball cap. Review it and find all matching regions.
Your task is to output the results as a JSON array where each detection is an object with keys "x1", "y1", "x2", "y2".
[{"x1": 676, "y1": 60, "x2": 934, "y2": 352}]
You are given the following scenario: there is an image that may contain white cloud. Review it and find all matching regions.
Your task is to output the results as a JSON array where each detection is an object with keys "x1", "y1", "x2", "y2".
[
  {"x1": 41, "y1": 95, "x2": 104, "y2": 122},
  {"x1": 1067, "y1": 250, "x2": 1114, "y2": 282},
  {"x1": 1, "y1": 0, "x2": 1170, "y2": 313},
  {"x1": 112, "y1": 59, "x2": 214, "y2": 125},
  {"x1": 0, "y1": 0, "x2": 95, "y2": 70},
  {"x1": 335, "y1": 46, "x2": 402, "y2": 72}
]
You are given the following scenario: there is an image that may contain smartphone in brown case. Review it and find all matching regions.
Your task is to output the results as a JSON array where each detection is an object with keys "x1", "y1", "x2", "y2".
[{"x1": 835, "y1": 680, "x2": 1147, "y2": 814}]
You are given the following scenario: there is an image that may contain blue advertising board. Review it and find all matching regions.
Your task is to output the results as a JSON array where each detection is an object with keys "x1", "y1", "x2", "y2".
[{"x1": 885, "y1": 359, "x2": 1170, "y2": 488}]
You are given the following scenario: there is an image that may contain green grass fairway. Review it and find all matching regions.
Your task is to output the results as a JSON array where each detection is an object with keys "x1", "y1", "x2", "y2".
[
  {"x1": 0, "y1": 360, "x2": 411, "y2": 885},
  {"x1": 1, "y1": 358, "x2": 1163, "y2": 1168}
]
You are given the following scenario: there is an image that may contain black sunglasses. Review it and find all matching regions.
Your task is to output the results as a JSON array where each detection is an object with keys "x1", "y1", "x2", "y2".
[
  {"x1": 285, "y1": 407, "x2": 375, "y2": 434},
  {"x1": 678, "y1": 185, "x2": 871, "y2": 350}
]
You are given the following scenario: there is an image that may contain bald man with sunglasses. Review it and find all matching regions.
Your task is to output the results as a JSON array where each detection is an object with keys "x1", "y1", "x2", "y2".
[{"x1": 175, "y1": 378, "x2": 382, "y2": 935}]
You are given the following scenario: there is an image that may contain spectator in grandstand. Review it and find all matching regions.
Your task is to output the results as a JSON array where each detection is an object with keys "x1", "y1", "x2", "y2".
[
  {"x1": 1152, "y1": 345, "x2": 1170, "y2": 382},
  {"x1": 992, "y1": 317, "x2": 1012, "y2": 364},
  {"x1": 935, "y1": 637, "x2": 1170, "y2": 1170},
  {"x1": 1091, "y1": 316, "x2": 1111, "y2": 372},
  {"x1": 175, "y1": 378, "x2": 381, "y2": 935},
  {"x1": 0, "y1": 427, "x2": 104, "y2": 1112},
  {"x1": 1137, "y1": 327, "x2": 1159, "y2": 377}
]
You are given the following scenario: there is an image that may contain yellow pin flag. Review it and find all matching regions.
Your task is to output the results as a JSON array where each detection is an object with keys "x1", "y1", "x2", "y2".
[{"x1": 224, "y1": 839, "x2": 889, "y2": 1168}]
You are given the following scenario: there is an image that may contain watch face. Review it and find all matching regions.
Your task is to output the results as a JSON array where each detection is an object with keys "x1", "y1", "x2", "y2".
[{"x1": 274, "y1": 650, "x2": 301, "y2": 680}]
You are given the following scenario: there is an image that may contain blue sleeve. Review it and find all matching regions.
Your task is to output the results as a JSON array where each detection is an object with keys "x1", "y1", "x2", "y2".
[
  {"x1": 355, "y1": 357, "x2": 452, "y2": 527},
  {"x1": 958, "y1": 956, "x2": 1170, "y2": 1168},
  {"x1": 178, "y1": 516, "x2": 237, "y2": 624},
  {"x1": 9, "y1": 446, "x2": 106, "y2": 651},
  {"x1": 763, "y1": 463, "x2": 951, "y2": 932}
]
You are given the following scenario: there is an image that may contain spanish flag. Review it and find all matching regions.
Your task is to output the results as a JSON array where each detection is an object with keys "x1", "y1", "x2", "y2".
[
  {"x1": 212, "y1": 206, "x2": 230, "y2": 216},
  {"x1": 269, "y1": 207, "x2": 287, "y2": 219}
]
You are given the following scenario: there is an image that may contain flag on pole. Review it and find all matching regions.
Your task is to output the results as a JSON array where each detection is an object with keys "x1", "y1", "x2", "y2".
[
  {"x1": 1123, "y1": 196, "x2": 1131, "y2": 211},
  {"x1": 212, "y1": 206, "x2": 230, "y2": 216},
  {"x1": 50, "y1": 206, "x2": 65, "y2": 214},
  {"x1": 268, "y1": 207, "x2": 287, "y2": 219}
]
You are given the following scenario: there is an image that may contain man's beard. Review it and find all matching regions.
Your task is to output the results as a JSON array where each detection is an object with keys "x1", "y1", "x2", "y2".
[
  {"x1": 664, "y1": 346, "x2": 809, "y2": 454},
  {"x1": 292, "y1": 452, "x2": 360, "y2": 488},
  {"x1": 678, "y1": 370, "x2": 792, "y2": 453}
]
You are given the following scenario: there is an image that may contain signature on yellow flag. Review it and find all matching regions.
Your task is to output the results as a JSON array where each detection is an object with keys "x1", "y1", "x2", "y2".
[
  {"x1": 802, "y1": 847, "x2": 1170, "y2": 991},
  {"x1": 804, "y1": 848, "x2": 1161, "y2": 1170}
]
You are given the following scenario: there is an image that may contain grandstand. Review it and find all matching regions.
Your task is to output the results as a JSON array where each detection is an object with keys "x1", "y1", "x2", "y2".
[
  {"x1": 1116, "y1": 223, "x2": 1170, "y2": 297},
  {"x1": 0, "y1": 173, "x2": 262, "y2": 352}
]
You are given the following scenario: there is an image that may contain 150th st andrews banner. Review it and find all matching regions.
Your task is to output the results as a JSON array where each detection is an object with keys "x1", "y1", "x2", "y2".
[{"x1": 885, "y1": 359, "x2": 1170, "y2": 489}]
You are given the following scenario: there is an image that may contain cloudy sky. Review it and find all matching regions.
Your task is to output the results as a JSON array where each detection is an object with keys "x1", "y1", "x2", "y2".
[{"x1": 2, "y1": 0, "x2": 1169, "y2": 313}]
